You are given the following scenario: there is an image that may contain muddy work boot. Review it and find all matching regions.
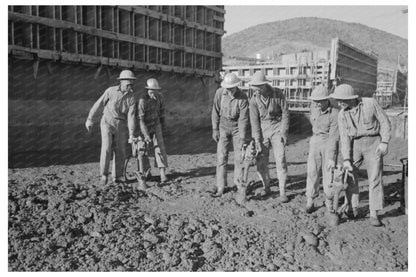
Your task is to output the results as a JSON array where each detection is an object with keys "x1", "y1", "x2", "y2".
[
  {"x1": 235, "y1": 186, "x2": 247, "y2": 205},
  {"x1": 305, "y1": 198, "x2": 314, "y2": 214},
  {"x1": 279, "y1": 194, "x2": 289, "y2": 203},
  {"x1": 327, "y1": 212, "x2": 340, "y2": 227},
  {"x1": 369, "y1": 215, "x2": 382, "y2": 227},
  {"x1": 99, "y1": 175, "x2": 108, "y2": 186},
  {"x1": 137, "y1": 180, "x2": 148, "y2": 191},
  {"x1": 159, "y1": 167, "x2": 168, "y2": 183}
]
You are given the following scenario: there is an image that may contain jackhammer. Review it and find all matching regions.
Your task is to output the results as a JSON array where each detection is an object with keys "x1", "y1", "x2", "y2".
[
  {"x1": 235, "y1": 140, "x2": 258, "y2": 205},
  {"x1": 124, "y1": 137, "x2": 151, "y2": 190},
  {"x1": 326, "y1": 165, "x2": 355, "y2": 226}
]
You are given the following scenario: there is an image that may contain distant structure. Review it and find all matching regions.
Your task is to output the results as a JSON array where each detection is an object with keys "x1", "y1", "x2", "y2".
[
  {"x1": 225, "y1": 50, "x2": 330, "y2": 111},
  {"x1": 374, "y1": 67, "x2": 407, "y2": 109},
  {"x1": 223, "y1": 38, "x2": 378, "y2": 112}
]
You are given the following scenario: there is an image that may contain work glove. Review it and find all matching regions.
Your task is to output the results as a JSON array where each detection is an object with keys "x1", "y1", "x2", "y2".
[
  {"x1": 342, "y1": 160, "x2": 353, "y2": 172},
  {"x1": 255, "y1": 140, "x2": 263, "y2": 154},
  {"x1": 375, "y1": 142, "x2": 388, "y2": 156},
  {"x1": 212, "y1": 129, "x2": 219, "y2": 143},
  {"x1": 85, "y1": 119, "x2": 93, "y2": 132},
  {"x1": 327, "y1": 159, "x2": 336, "y2": 171},
  {"x1": 144, "y1": 135, "x2": 152, "y2": 144}
]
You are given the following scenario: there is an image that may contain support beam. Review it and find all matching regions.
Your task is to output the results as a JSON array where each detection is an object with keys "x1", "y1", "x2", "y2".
[{"x1": 9, "y1": 11, "x2": 222, "y2": 58}]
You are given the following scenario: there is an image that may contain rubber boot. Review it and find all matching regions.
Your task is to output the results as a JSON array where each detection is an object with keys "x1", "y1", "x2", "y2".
[
  {"x1": 215, "y1": 166, "x2": 226, "y2": 196},
  {"x1": 160, "y1": 167, "x2": 168, "y2": 183}
]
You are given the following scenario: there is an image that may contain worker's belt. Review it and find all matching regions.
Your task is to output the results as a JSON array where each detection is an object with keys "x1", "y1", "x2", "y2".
[
  {"x1": 113, "y1": 117, "x2": 127, "y2": 121},
  {"x1": 220, "y1": 117, "x2": 239, "y2": 122},
  {"x1": 312, "y1": 132, "x2": 330, "y2": 137},
  {"x1": 353, "y1": 134, "x2": 380, "y2": 140}
]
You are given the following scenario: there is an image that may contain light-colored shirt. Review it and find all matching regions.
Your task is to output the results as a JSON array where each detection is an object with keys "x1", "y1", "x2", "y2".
[
  {"x1": 310, "y1": 103, "x2": 339, "y2": 161},
  {"x1": 249, "y1": 85, "x2": 289, "y2": 141},
  {"x1": 211, "y1": 87, "x2": 249, "y2": 140},
  {"x1": 338, "y1": 97, "x2": 391, "y2": 159},
  {"x1": 87, "y1": 85, "x2": 137, "y2": 136}
]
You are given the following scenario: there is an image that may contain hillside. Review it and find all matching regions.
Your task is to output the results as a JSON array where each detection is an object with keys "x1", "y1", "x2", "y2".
[{"x1": 222, "y1": 17, "x2": 407, "y2": 68}]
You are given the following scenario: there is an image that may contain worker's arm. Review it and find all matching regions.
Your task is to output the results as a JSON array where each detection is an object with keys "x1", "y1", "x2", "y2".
[
  {"x1": 87, "y1": 89, "x2": 109, "y2": 123},
  {"x1": 279, "y1": 89, "x2": 290, "y2": 141},
  {"x1": 127, "y1": 95, "x2": 137, "y2": 140},
  {"x1": 159, "y1": 93, "x2": 167, "y2": 134},
  {"x1": 326, "y1": 108, "x2": 340, "y2": 163},
  {"x1": 138, "y1": 98, "x2": 151, "y2": 142},
  {"x1": 238, "y1": 94, "x2": 249, "y2": 145}
]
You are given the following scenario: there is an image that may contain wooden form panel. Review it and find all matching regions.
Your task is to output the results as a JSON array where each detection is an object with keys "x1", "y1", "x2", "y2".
[
  {"x1": 330, "y1": 38, "x2": 377, "y2": 94},
  {"x1": 9, "y1": 5, "x2": 225, "y2": 76}
]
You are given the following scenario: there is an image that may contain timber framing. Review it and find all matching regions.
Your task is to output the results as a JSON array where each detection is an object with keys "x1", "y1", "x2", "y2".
[
  {"x1": 9, "y1": 45, "x2": 216, "y2": 77},
  {"x1": 9, "y1": 12, "x2": 222, "y2": 58},
  {"x1": 8, "y1": 5, "x2": 225, "y2": 76}
]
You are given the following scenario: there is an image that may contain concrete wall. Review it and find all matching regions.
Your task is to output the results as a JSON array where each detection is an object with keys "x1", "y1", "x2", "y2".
[{"x1": 9, "y1": 58, "x2": 218, "y2": 167}]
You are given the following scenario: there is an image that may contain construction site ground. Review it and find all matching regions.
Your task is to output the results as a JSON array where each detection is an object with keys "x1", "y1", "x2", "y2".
[{"x1": 8, "y1": 128, "x2": 408, "y2": 271}]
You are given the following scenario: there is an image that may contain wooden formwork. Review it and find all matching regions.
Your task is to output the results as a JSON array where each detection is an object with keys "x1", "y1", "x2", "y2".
[
  {"x1": 8, "y1": 5, "x2": 225, "y2": 76},
  {"x1": 329, "y1": 38, "x2": 378, "y2": 97},
  {"x1": 8, "y1": 5, "x2": 226, "y2": 167},
  {"x1": 374, "y1": 67, "x2": 408, "y2": 108}
]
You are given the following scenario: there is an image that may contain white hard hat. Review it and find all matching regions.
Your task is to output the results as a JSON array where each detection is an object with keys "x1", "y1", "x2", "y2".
[
  {"x1": 117, "y1": 70, "x2": 136, "y2": 80},
  {"x1": 145, "y1": 78, "x2": 162, "y2": 90}
]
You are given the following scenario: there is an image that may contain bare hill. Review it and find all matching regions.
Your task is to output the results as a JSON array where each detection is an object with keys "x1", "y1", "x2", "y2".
[{"x1": 223, "y1": 17, "x2": 407, "y2": 68}]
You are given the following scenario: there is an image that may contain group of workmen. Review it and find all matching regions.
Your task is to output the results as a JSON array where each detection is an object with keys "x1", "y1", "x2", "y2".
[{"x1": 86, "y1": 69, "x2": 391, "y2": 227}]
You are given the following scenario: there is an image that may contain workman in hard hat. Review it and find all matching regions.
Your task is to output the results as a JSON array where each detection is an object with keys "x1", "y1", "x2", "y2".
[
  {"x1": 212, "y1": 72, "x2": 249, "y2": 197},
  {"x1": 305, "y1": 85, "x2": 340, "y2": 215},
  {"x1": 137, "y1": 78, "x2": 168, "y2": 184},
  {"x1": 330, "y1": 84, "x2": 391, "y2": 227},
  {"x1": 249, "y1": 71, "x2": 290, "y2": 203},
  {"x1": 85, "y1": 69, "x2": 137, "y2": 186}
]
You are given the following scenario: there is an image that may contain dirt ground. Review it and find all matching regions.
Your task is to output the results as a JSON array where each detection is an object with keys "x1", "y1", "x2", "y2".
[{"x1": 8, "y1": 131, "x2": 408, "y2": 271}]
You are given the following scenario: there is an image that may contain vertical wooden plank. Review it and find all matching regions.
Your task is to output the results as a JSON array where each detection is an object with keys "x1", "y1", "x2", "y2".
[
  {"x1": 111, "y1": 6, "x2": 115, "y2": 58},
  {"x1": 11, "y1": 21, "x2": 14, "y2": 46},
  {"x1": 94, "y1": 6, "x2": 97, "y2": 56},
  {"x1": 35, "y1": 6, "x2": 40, "y2": 50}
]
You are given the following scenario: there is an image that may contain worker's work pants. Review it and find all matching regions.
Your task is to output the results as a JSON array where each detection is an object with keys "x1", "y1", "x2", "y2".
[
  {"x1": 142, "y1": 122, "x2": 168, "y2": 168},
  {"x1": 256, "y1": 122, "x2": 287, "y2": 191},
  {"x1": 306, "y1": 135, "x2": 333, "y2": 201},
  {"x1": 351, "y1": 135, "x2": 384, "y2": 211},
  {"x1": 100, "y1": 117, "x2": 128, "y2": 180},
  {"x1": 216, "y1": 119, "x2": 242, "y2": 191}
]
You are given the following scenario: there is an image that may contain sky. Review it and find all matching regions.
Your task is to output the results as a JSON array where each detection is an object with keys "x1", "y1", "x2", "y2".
[{"x1": 224, "y1": 5, "x2": 408, "y2": 39}]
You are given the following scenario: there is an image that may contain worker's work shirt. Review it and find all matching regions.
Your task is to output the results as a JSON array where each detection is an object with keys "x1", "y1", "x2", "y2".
[
  {"x1": 211, "y1": 87, "x2": 249, "y2": 140},
  {"x1": 310, "y1": 103, "x2": 339, "y2": 160},
  {"x1": 338, "y1": 97, "x2": 391, "y2": 159},
  {"x1": 138, "y1": 91, "x2": 165, "y2": 130},
  {"x1": 87, "y1": 85, "x2": 137, "y2": 136},
  {"x1": 249, "y1": 85, "x2": 289, "y2": 141}
]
